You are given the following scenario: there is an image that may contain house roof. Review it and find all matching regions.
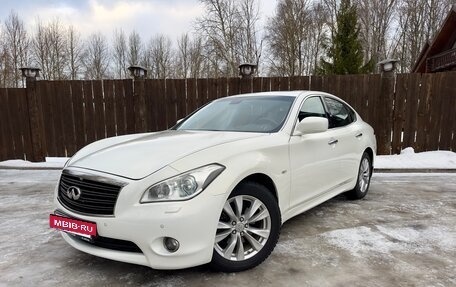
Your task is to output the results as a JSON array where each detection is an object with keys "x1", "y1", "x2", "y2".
[{"x1": 412, "y1": 5, "x2": 456, "y2": 73}]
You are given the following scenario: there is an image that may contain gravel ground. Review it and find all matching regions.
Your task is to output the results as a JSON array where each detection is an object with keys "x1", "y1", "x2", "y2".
[{"x1": 0, "y1": 170, "x2": 455, "y2": 287}]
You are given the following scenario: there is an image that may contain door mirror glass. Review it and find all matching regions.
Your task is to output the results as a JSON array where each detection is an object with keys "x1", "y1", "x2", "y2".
[{"x1": 294, "y1": 117, "x2": 328, "y2": 135}]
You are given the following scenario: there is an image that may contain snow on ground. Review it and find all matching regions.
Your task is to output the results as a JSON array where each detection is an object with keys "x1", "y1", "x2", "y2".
[
  {"x1": 0, "y1": 157, "x2": 69, "y2": 169},
  {"x1": 374, "y1": 147, "x2": 456, "y2": 169},
  {"x1": 0, "y1": 169, "x2": 62, "y2": 183},
  {"x1": 321, "y1": 225, "x2": 456, "y2": 257},
  {"x1": 0, "y1": 147, "x2": 455, "y2": 170}
]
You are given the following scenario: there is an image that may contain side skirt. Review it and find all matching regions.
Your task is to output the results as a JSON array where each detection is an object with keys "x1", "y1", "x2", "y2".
[{"x1": 281, "y1": 178, "x2": 355, "y2": 223}]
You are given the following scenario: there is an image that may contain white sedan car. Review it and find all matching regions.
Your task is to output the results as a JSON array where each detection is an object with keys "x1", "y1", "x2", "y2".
[{"x1": 51, "y1": 91, "x2": 376, "y2": 272}]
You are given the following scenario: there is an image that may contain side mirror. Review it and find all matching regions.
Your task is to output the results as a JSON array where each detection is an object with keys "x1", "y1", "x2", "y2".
[
  {"x1": 176, "y1": 118, "x2": 184, "y2": 125},
  {"x1": 294, "y1": 117, "x2": 328, "y2": 136}
]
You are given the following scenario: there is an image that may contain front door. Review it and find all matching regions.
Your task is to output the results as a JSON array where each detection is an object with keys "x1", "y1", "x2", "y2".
[{"x1": 289, "y1": 96, "x2": 339, "y2": 208}]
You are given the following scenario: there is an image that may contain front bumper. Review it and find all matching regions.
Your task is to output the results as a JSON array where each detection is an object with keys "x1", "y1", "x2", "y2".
[{"x1": 54, "y1": 166, "x2": 228, "y2": 270}]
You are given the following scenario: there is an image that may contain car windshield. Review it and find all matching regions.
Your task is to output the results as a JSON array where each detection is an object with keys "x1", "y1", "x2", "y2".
[{"x1": 175, "y1": 96, "x2": 295, "y2": 133}]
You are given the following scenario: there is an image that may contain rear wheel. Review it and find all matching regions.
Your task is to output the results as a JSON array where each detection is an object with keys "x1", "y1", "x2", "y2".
[
  {"x1": 210, "y1": 182, "x2": 281, "y2": 272},
  {"x1": 346, "y1": 152, "x2": 372, "y2": 200}
]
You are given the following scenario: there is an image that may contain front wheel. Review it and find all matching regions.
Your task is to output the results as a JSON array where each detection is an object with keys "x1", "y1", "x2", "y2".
[
  {"x1": 210, "y1": 181, "x2": 281, "y2": 272},
  {"x1": 346, "y1": 152, "x2": 372, "y2": 200}
]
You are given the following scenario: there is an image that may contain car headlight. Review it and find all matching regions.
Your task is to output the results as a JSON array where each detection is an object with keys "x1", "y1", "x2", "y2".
[{"x1": 140, "y1": 164, "x2": 225, "y2": 203}]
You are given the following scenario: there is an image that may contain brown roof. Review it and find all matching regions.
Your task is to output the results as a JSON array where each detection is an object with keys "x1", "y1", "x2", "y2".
[{"x1": 412, "y1": 5, "x2": 456, "y2": 73}]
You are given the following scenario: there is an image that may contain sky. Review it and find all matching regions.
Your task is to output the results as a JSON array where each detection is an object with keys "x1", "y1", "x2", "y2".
[{"x1": 0, "y1": 0, "x2": 277, "y2": 41}]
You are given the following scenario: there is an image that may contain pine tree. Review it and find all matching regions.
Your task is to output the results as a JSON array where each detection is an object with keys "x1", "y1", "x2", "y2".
[{"x1": 318, "y1": 0, "x2": 373, "y2": 75}]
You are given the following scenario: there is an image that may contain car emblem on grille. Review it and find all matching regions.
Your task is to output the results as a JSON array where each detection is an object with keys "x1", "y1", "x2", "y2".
[{"x1": 66, "y1": 186, "x2": 82, "y2": 200}]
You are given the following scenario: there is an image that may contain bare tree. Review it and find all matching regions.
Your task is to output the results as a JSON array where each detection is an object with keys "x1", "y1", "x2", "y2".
[
  {"x1": 2, "y1": 1, "x2": 455, "y2": 82},
  {"x1": 322, "y1": 0, "x2": 339, "y2": 31},
  {"x1": 0, "y1": 25, "x2": 10, "y2": 87},
  {"x1": 390, "y1": 0, "x2": 453, "y2": 72},
  {"x1": 144, "y1": 34, "x2": 174, "y2": 79},
  {"x1": 196, "y1": 0, "x2": 242, "y2": 76},
  {"x1": 32, "y1": 20, "x2": 48, "y2": 79},
  {"x1": 265, "y1": 0, "x2": 316, "y2": 76},
  {"x1": 3, "y1": 11, "x2": 30, "y2": 87},
  {"x1": 66, "y1": 25, "x2": 84, "y2": 80},
  {"x1": 47, "y1": 19, "x2": 67, "y2": 80},
  {"x1": 128, "y1": 30, "x2": 143, "y2": 66},
  {"x1": 112, "y1": 29, "x2": 127, "y2": 78},
  {"x1": 356, "y1": 0, "x2": 397, "y2": 66},
  {"x1": 176, "y1": 33, "x2": 191, "y2": 78},
  {"x1": 238, "y1": 0, "x2": 262, "y2": 65},
  {"x1": 32, "y1": 19, "x2": 68, "y2": 80},
  {"x1": 189, "y1": 37, "x2": 205, "y2": 78},
  {"x1": 424, "y1": 0, "x2": 454, "y2": 41},
  {"x1": 83, "y1": 33, "x2": 110, "y2": 79},
  {"x1": 394, "y1": 0, "x2": 427, "y2": 72},
  {"x1": 141, "y1": 42, "x2": 153, "y2": 78},
  {"x1": 175, "y1": 33, "x2": 206, "y2": 78},
  {"x1": 52, "y1": 20, "x2": 67, "y2": 79},
  {"x1": 307, "y1": 2, "x2": 330, "y2": 74}
]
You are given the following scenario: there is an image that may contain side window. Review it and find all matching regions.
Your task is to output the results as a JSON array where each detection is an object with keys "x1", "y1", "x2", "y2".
[
  {"x1": 298, "y1": 97, "x2": 326, "y2": 122},
  {"x1": 323, "y1": 97, "x2": 355, "y2": 128}
]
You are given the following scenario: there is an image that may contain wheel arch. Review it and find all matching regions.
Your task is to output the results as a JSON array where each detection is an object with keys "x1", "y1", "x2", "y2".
[
  {"x1": 364, "y1": 147, "x2": 374, "y2": 167},
  {"x1": 236, "y1": 173, "x2": 278, "y2": 203}
]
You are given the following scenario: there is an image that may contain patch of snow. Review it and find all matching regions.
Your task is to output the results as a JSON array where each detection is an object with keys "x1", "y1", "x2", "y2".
[
  {"x1": 275, "y1": 239, "x2": 306, "y2": 256},
  {"x1": 372, "y1": 172, "x2": 456, "y2": 178},
  {"x1": 375, "y1": 148, "x2": 456, "y2": 169},
  {"x1": 400, "y1": 147, "x2": 415, "y2": 154},
  {"x1": 148, "y1": 277, "x2": 185, "y2": 287},
  {"x1": 373, "y1": 173, "x2": 456, "y2": 178},
  {"x1": 0, "y1": 157, "x2": 69, "y2": 169},
  {"x1": 0, "y1": 170, "x2": 61, "y2": 182},
  {"x1": 321, "y1": 225, "x2": 456, "y2": 257},
  {"x1": 1, "y1": 148, "x2": 455, "y2": 170},
  {"x1": 45, "y1": 157, "x2": 69, "y2": 163}
]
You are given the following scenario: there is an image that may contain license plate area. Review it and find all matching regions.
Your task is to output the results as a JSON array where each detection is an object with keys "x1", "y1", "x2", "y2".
[{"x1": 49, "y1": 214, "x2": 97, "y2": 239}]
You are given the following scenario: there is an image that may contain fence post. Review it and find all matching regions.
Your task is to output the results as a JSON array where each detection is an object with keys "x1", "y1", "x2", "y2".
[
  {"x1": 128, "y1": 66, "x2": 147, "y2": 132},
  {"x1": 377, "y1": 60, "x2": 399, "y2": 155},
  {"x1": 21, "y1": 67, "x2": 45, "y2": 162}
]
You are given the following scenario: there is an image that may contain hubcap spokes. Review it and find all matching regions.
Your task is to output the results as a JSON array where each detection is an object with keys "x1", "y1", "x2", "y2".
[
  {"x1": 215, "y1": 195, "x2": 271, "y2": 261},
  {"x1": 358, "y1": 158, "x2": 370, "y2": 193}
]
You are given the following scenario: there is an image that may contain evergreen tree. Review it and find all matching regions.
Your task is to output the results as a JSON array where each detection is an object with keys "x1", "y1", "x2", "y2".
[{"x1": 318, "y1": 0, "x2": 373, "y2": 75}]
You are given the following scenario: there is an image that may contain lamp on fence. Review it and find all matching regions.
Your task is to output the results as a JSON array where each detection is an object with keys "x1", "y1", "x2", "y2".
[
  {"x1": 239, "y1": 63, "x2": 257, "y2": 78},
  {"x1": 128, "y1": 65, "x2": 148, "y2": 79},
  {"x1": 378, "y1": 59, "x2": 399, "y2": 73},
  {"x1": 20, "y1": 67, "x2": 41, "y2": 79}
]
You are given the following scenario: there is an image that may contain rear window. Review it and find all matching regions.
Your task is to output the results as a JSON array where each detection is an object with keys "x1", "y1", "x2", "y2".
[{"x1": 324, "y1": 97, "x2": 356, "y2": 128}]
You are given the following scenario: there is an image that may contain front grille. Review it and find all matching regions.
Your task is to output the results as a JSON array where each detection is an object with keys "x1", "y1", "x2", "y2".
[
  {"x1": 71, "y1": 234, "x2": 142, "y2": 253},
  {"x1": 58, "y1": 173, "x2": 122, "y2": 216}
]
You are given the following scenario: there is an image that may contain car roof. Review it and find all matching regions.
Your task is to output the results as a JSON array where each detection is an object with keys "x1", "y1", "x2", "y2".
[
  {"x1": 211, "y1": 90, "x2": 360, "y2": 119},
  {"x1": 224, "y1": 90, "x2": 355, "y2": 112},
  {"x1": 227, "y1": 91, "x2": 326, "y2": 98}
]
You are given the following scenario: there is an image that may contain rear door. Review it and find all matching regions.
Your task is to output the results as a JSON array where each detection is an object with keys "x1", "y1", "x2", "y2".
[{"x1": 322, "y1": 96, "x2": 360, "y2": 184}]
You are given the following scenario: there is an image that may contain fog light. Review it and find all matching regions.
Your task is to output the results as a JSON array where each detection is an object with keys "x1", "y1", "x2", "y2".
[{"x1": 163, "y1": 237, "x2": 179, "y2": 252}]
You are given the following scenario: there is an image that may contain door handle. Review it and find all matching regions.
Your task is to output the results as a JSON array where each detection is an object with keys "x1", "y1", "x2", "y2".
[
  {"x1": 355, "y1": 132, "x2": 363, "y2": 138},
  {"x1": 328, "y1": 138, "x2": 338, "y2": 145}
]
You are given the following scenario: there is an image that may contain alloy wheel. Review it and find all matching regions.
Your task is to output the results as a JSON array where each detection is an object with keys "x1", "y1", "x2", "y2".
[
  {"x1": 358, "y1": 157, "x2": 370, "y2": 193},
  {"x1": 214, "y1": 195, "x2": 271, "y2": 261}
]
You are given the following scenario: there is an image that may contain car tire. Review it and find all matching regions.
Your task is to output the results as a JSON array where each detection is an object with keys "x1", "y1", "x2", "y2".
[
  {"x1": 346, "y1": 152, "x2": 372, "y2": 200},
  {"x1": 210, "y1": 181, "x2": 281, "y2": 272}
]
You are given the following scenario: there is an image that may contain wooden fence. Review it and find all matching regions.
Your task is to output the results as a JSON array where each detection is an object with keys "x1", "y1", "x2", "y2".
[{"x1": 0, "y1": 72, "x2": 455, "y2": 161}]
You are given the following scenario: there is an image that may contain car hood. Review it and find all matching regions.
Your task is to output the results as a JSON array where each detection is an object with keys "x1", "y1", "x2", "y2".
[{"x1": 69, "y1": 130, "x2": 264, "y2": 180}]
